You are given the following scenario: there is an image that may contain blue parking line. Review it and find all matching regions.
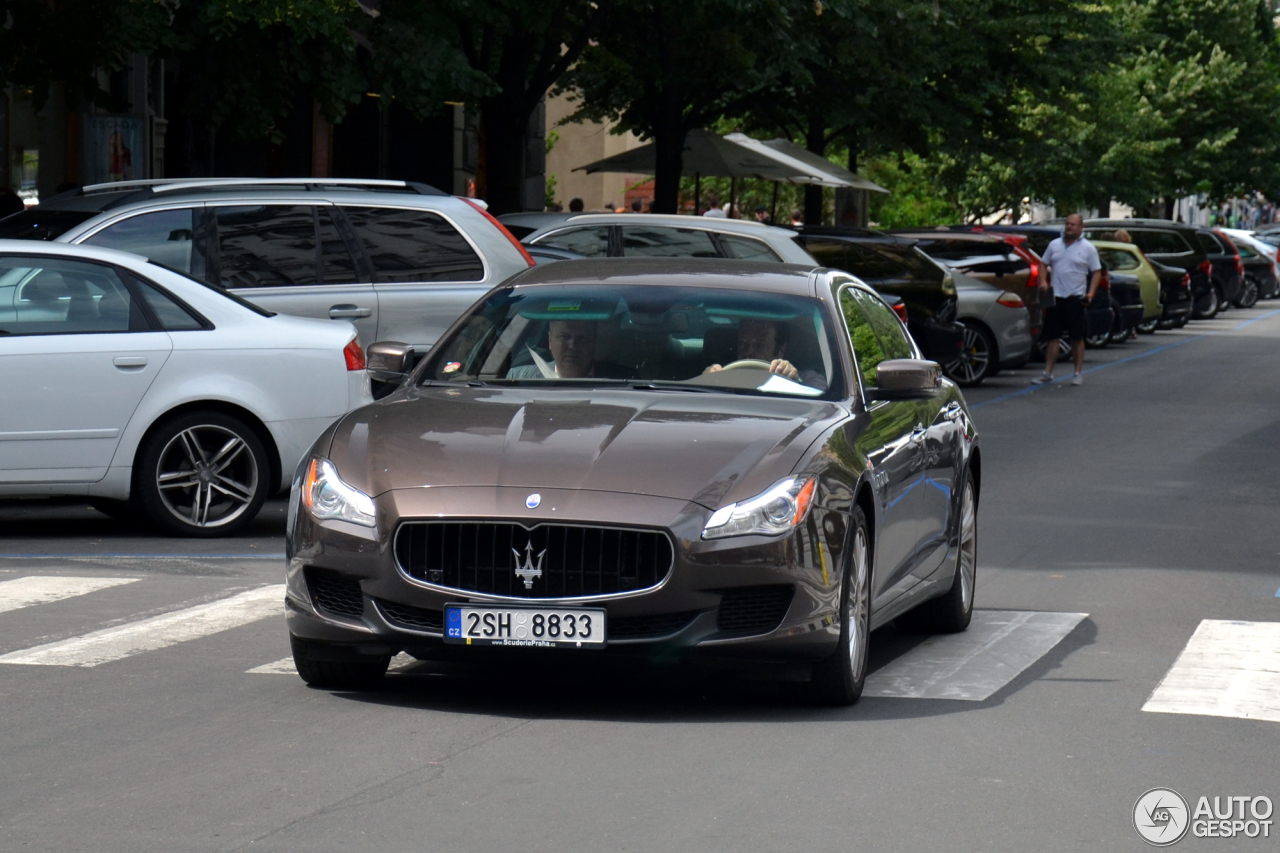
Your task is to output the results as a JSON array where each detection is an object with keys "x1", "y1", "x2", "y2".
[
  {"x1": 1275, "y1": 587, "x2": 1280, "y2": 597},
  {"x1": 971, "y1": 307, "x2": 1280, "y2": 411},
  {"x1": 0, "y1": 553, "x2": 285, "y2": 560}
]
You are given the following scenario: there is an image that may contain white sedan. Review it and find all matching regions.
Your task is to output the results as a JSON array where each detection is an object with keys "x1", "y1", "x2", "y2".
[{"x1": 0, "y1": 241, "x2": 372, "y2": 536}]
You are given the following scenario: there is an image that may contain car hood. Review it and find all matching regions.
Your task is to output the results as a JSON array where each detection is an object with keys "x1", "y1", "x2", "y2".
[{"x1": 327, "y1": 386, "x2": 847, "y2": 509}]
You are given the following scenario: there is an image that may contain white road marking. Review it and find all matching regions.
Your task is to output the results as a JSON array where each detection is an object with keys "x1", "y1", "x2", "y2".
[
  {"x1": 865, "y1": 610, "x2": 1089, "y2": 701},
  {"x1": 248, "y1": 652, "x2": 418, "y2": 675},
  {"x1": 0, "y1": 585, "x2": 284, "y2": 667},
  {"x1": 0, "y1": 576, "x2": 139, "y2": 613},
  {"x1": 1143, "y1": 620, "x2": 1280, "y2": 723}
]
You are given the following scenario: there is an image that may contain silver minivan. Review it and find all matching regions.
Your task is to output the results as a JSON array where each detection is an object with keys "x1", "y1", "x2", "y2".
[{"x1": 0, "y1": 179, "x2": 534, "y2": 350}]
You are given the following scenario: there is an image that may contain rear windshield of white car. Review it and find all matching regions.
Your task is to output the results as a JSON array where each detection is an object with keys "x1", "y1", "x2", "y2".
[{"x1": 422, "y1": 285, "x2": 844, "y2": 399}]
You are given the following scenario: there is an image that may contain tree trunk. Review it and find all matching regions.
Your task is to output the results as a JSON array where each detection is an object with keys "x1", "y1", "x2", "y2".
[
  {"x1": 1163, "y1": 196, "x2": 1176, "y2": 220},
  {"x1": 652, "y1": 117, "x2": 687, "y2": 214},
  {"x1": 804, "y1": 113, "x2": 826, "y2": 226},
  {"x1": 481, "y1": 96, "x2": 530, "y2": 216}
]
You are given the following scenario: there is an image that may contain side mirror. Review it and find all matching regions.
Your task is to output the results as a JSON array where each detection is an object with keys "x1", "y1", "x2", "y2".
[
  {"x1": 366, "y1": 341, "x2": 414, "y2": 383},
  {"x1": 869, "y1": 359, "x2": 943, "y2": 400}
]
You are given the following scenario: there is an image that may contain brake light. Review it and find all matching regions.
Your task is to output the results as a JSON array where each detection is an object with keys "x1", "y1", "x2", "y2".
[
  {"x1": 1181, "y1": 273, "x2": 1191, "y2": 289},
  {"x1": 343, "y1": 338, "x2": 366, "y2": 371},
  {"x1": 1098, "y1": 270, "x2": 1110, "y2": 291},
  {"x1": 1216, "y1": 229, "x2": 1244, "y2": 275},
  {"x1": 996, "y1": 292, "x2": 1024, "y2": 308},
  {"x1": 892, "y1": 302, "x2": 909, "y2": 323},
  {"x1": 1026, "y1": 260, "x2": 1040, "y2": 291},
  {"x1": 460, "y1": 197, "x2": 536, "y2": 268},
  {"x1": 1199, "y1": 259, "x2": 1212, "y2": 278}
]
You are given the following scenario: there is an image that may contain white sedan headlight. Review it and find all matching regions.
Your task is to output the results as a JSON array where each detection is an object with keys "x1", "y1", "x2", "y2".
[
  {"x1": 301, "y1": 457, "x2": 377, "y2": 527},
  {"x1": 702, "y1": 476, "x2": 817, "y2": 540}
]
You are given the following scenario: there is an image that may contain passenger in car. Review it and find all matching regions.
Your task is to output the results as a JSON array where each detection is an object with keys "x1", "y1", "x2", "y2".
[{"x1": 507, "y1": 319, "x2": 637, "y2": 379}]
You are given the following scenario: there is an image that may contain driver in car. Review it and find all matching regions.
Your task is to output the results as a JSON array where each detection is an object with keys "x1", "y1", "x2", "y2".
[
  {"x1": 507, "y1": 319, "x2": 635, "y2": 379},
  {"x1": 705, "y1": 319, "x2": 826, "y2": 389}
]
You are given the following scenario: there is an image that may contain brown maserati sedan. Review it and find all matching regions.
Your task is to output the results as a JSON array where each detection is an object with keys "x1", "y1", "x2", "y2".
[{"x1": 284, "y1": 259, "x2": 980, "y2": 704}]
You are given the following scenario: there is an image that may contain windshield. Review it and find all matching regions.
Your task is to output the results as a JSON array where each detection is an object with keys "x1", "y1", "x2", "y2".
[
  {"x1": 0, "y1": 209, "x2": 98, "y2": 241},
  {"x1": 422, "y1": 284, "x2": 842, "y2": 399}
]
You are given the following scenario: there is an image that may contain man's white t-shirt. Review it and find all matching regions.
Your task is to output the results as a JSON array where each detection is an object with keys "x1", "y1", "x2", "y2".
[{"x1": 1042, "y1": 236, "x2": 1101, "y2": 298}]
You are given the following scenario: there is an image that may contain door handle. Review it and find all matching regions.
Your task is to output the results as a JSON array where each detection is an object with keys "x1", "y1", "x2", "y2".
[
  {"x1": 943, "y1": 401, "x2": 963, "y2": 421},
  {"x1": 910, "y1": 426, "x2": 926, "y2": 443},
  {"x1": 113, "y1": 356, "x2": 148, "y2": 369},
  {"x1": 329, "y1": 304, "x2": 373, "y2": 319}
]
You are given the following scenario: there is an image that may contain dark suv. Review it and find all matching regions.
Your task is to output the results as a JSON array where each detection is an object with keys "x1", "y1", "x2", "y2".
[
  {"x1": 794, "y1": 228, "x2": 965, "y2": 364},
  {"x1": 1083, "y1": 220, "x2": 1217, "y2": 318}
]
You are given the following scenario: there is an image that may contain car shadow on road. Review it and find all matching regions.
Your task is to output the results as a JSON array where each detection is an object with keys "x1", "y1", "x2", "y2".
[{"x1": 328, "y1": 617, "x2": 1097, "y2": 724}]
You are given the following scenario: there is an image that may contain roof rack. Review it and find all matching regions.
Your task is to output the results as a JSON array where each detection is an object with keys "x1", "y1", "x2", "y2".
[{"x1": 78, "y1": 178, "x2": 445, "y2": 196}]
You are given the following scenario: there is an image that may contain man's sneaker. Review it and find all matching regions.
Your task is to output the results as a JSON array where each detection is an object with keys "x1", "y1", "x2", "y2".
[
  {"x1": 1030, "y1": 373, "x2": 1053, "y2": 385},
  {"x1": 1070, "y1": 372, "x2": 1083, "y2": 386}
]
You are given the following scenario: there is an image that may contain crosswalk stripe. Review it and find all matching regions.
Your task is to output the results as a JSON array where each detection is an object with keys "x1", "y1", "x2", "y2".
[
  {"x1": 0, "y1": 584, "x2": 284, "y2": 668},
  {"x1": 864, "y1": 610, "x2": 1089, "y2": 701},
  {"x1": 1143, "y1": 619, "x2": 1280, "y2": 723},
  {"x1": 248, "y1": 652, "x2": 418, "y2": 676},
  {"x1": 0, "y1": 576, "x2": 140, "y2": 613}
]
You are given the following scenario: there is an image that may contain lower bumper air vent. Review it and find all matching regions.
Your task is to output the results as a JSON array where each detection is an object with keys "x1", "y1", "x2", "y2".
[
  {"x1": 715, "y1": 585, "x2": 794, "y2": 637},
  {"x1": 304, "y1": 568, "x2": 365, "y2": 620}
]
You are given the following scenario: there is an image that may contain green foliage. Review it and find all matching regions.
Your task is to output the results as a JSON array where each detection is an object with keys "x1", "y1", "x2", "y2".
[{"x1": 862, "y1": 155, "x2": 963, "y2": 228}]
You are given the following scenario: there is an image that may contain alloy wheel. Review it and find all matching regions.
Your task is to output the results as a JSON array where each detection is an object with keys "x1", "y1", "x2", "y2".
[
  {"x1": 958, "y1": 481, "x2": 977, "y2": 613},
  {"x1": 155, "y1": 425, "x2": 260, "y2": 528},
  {"x1": 944, "y1": 325, "x2": 991, "y2": 386},
  {"x1": 846, "y1": 525, "x2": 870, "y2": 682}
]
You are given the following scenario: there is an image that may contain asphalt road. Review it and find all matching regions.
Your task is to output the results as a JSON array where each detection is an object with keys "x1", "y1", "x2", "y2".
[{"x1": 3, "y1": 306, "x2": 1279, "y2": 852}]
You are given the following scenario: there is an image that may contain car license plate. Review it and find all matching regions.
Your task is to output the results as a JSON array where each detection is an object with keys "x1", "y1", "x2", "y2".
[{"x1": 444, "y1": 604, "x2": 607, "y2": 648}]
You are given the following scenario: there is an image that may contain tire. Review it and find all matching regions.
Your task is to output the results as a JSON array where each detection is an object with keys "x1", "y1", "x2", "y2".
[
  {"x1": 895, "y1": 471, "x2": 977, "y2": 634},
  {"x1": 134, "y1": 411, "x2": 270, "y2": 537},
  {"x1": 1137, "y1": 317, "x2": 1160, "y2": 334},
  {"x1": 1193, "y1": 286, "x2": 1221, "y2": 319},
  {"x1": 1033, "y1": 336, "x2": 1071, "y2": 361},
  {"x1": 1234, "y1": 276, "x2": 1260, "y2": 309},
  {"x1": 809, "y1": 506, "x2": 871, "y2": 706},
  {"x1": 943, "y1": 321, "x2": 996, "y2": 387},
  {"x1": 291, "y1": 635, "x2": 390, "y2": 690},
  {"x1": 1084, "y1": 328, "x2": 1110, "y2": 349}
]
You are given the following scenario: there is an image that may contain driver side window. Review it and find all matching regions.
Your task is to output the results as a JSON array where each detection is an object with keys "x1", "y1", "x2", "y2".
[{"x1": 840, "y1": 287, "x2": 912, "y2": 387}]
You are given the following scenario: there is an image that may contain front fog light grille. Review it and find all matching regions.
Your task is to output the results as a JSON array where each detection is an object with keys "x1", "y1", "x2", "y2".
[
  {"x1": 304, "y1": 568, "x2": 365, "y2": 620},
  {"x1": 609, "y1": 611, "x2": 702, "y2": 640},
  {"x1": 715, "y1": 585, "x2": 794, "y2": 637},
  {"x1": 376, "y1": 599, "x2": 444, "y2": 633}
]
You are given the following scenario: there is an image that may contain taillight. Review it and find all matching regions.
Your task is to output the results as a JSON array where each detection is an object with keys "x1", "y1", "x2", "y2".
[
  {"x1": 996, "y1": 292, "x2": 1025, "y2": 308},
  {"x1": 1199, "y1": 259, "x2": 1212, "y2": 278},
  {"x1": 1181, "y1": 273, "x2": 1191, "y2": 289},
  {"x1": 1236, "y1": 254, "x2": 1244, "y2": 275},
  {"x1": 343, "y1": 339, "x2": 366, "y2": 371},
  {"x1": 1026, "y1": 261, "x2": 1040, "y2": 291},
  {"x1": 1098, "y1": 270, "x2": 1110, "y2": 291},
  {"x1": 892, "y1": 303, "x2": 909, "y2": 323},
  {"x1": 460, "y1": 197, "x2": 536, "y2": 268}
]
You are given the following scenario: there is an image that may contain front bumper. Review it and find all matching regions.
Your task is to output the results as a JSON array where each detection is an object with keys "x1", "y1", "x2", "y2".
[{"x1": 285, "y1": 486, "x2": 850, "y2": 665}]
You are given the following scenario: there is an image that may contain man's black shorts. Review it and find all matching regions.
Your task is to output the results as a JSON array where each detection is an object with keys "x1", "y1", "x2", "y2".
[{"x1": 1041, "y1": 296, "x2": 1087, "y2": 342}]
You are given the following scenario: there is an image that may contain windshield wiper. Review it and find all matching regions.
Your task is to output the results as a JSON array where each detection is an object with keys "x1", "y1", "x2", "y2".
[{"x1": 624, "y1": 381, "x2": 723, "y2": 393}]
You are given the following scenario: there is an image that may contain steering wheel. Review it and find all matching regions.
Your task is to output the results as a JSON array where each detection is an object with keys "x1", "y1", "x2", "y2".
[{"x1": 718, "y1": 359, "x2": 773, "y2": 371}]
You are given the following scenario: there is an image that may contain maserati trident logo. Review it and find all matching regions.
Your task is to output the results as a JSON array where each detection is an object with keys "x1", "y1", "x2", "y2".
[{"x1": 512, "y1": 540, "x2": 546, "y2": 589}]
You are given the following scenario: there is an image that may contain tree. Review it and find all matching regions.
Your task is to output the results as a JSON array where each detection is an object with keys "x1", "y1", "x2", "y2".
[{"x1": 563, "y1": 0, "x2": 797, "y2": 213}]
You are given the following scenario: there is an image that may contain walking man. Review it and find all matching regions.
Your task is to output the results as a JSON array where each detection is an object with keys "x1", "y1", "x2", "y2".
[{"x1": 1034, "y1": 213, "x2": 1101, "y2": 386}]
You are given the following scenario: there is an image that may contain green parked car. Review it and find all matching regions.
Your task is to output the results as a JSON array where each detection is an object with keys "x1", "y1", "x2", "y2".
[{"x1": 1092, "y1": 240, "x2": 1162, "y2": 334}]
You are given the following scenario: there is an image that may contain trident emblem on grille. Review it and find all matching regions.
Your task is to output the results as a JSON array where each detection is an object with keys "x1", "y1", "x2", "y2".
[{"x1": 512, "y1": 540, "x2": 546, "y2": 589}]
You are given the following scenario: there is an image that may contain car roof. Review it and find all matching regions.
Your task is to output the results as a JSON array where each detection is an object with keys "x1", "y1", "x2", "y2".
[
  {"x1": 1084, "y1": 218, "x2": 1200, "y2": 232},
  {"x1": 526, "y1": 213, "x2": 796, "y2": 238},
  {"x1": 36, "y1": 178, "x2": 449, "y2": 214},
  {"x1": 504, "y1": 257, "x2": 823, "y2": 296},
  {"x1": 887, "y1": 229, "x2": 1011, "y2": 244}
]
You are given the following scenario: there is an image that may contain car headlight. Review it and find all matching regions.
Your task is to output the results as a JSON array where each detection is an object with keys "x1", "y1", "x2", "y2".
[
  {"x1": 702, "y1": 476, "x2": 816, "y2": 540},
  {"x1": 301, "y1": 457, "x2": 377, "y2": 527}
]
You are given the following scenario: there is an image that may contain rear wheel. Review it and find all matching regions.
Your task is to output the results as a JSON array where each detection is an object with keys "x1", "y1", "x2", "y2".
[
  {"x1": 1193, "y1": 286, "x2": 1221, "y2": 319},
  {"x1": 291, "y1": 635, "x2": 390, "y2": 690},
  {"x1": 1137, "y1": 316, "x2": 1160, "y2": 334},
  {"x1": 1234, "y1": 276, "x2": 1260, "y2": 309},
  {"x1": 943, "y1": 321, "x2": 996, "y2": 387},
  {"x1": 134, "y1": 412, "x2": 270, "y2": 537},
  {"x1": 896, "y1": 471, "x2": 977, "y2": 634},
  {"x1": 809, "y1": 506, "x2": 870, "y2": 706}
]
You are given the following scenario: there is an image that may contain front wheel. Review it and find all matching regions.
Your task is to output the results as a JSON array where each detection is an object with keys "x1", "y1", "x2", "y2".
[
  {"x1": 809, "y1": 506, "x2": 871, "y2": 706},
  {"x1": 943, "y1": 321, "x2": 996, "y2": 387},
  {"x1": 1137, "y1": 316, "x2": 1160, "y2": 334},
  {"x1": 134, "y1": 411, "x2": 270, "y2": 537},
  {"x1": 896, "y1": 471, "x2": 977, "y2": 634},
  {"x1": 291, "y1": 635, "x2": 390, "y2": 690}
]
